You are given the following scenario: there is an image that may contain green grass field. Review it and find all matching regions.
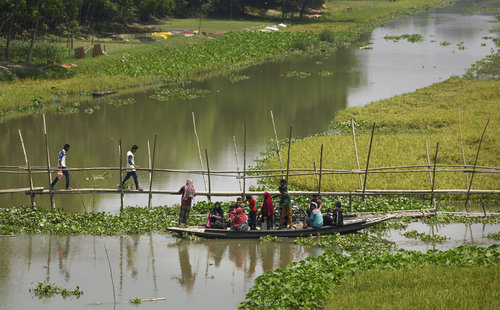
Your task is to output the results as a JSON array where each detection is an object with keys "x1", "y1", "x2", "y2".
[
  {"x1": 262, "y1": 77, "x2": 500, "y2": 191},
  {"x1": 325, "y1": 265, "x2": 500, "y2": 310},
  {"x1": 0, "y1": 0, "x2": 450, "y2": 118}
]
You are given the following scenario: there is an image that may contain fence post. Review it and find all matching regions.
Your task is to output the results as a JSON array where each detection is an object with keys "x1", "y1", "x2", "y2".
[
  {"x1": 192, "y1": 112, "x2": 207, "y2": 191},
  {"x1": 18, "y1": 129, "x2": 36, "y2": 206},
  {"x1": 148, "y1": 135, "x2": 157, "y2": 208},
  {"x1": 270, "y1": 110, "x2": 284, "y2": 178},
  {"x1": 362, "y1": 123, "x2": 376, "y2": 202},
  {"x1": 430, "y1": 143, "x2": 439, "y2": 209},
  {"x1": 286, "y1": 126, "x2": 292, "y2": 183},
  {"x1": 119, "y1": 140, "x2": 124, "y2": 212},
  {"x1": 318, "y1": 144, "x2": 323, "y2": 196},
  {"x1": 465, "y1": 120, "x2": 490, "y2": 211},
  {"x1": 205, "y1": 149, "x2": 212, "y2": 202},
  {"x1": 351, "y1": 119, "x2": 363, "y2": 189},
  {"x1": 43, "y1": 114, "x2": 55, "y2": 210}
]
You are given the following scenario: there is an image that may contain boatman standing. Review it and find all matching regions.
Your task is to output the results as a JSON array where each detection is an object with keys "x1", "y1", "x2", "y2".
[
  {"x1": 120, "y1": 145, "x2": 143, "y2": 191},
  {"x1": 50, "y1": 144, "x2": 71, "y2": 190}
]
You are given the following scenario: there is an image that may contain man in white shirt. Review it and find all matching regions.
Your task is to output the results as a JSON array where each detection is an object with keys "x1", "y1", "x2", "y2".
[
  {"x1": 50, "y1": 144, "x2": 71, "y2": 190},
  {"x1": 120, "y1": 145, "x2": 143, "y2": 191}
]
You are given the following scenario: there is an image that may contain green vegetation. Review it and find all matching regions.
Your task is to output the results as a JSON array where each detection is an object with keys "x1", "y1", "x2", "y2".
[
  {"x1": 324, "y1": 265, "x2": 500, "y2": 310},
  {"x1": 484, "y1": 232, "x2": 500, "y2": 241},
  {"x1": 384, "y1": 33, "x2": 424, "y2": 42},
  {"x1": 260, "y1": 73, "x2": 500, "y2": 192},
  {"x1": 294, "y1": 232, "x2": 395, "y2": 253},
  {"x1": 129, "y1": 297, "x2": 142, "y2": 305},
  {"x1": 239, "y1": 245, "x2": 500, "y2": 309},
  {"x1": 281, "y1": 70, "x2": 311, "y2": 79},
  {"x1": 30, "y1": 281, "x2": 83, "y2": 298},
  {"x1": 150, "y1": 86, "x2": 211, "y2": 101},
  {"x1": 0, "y1": 0, "x2": 451, "y2": 120},
  {"x1": 403, "y1": 229, "x2": 449, "y2": 242},
  {"x1": 424, "y1": 214, "x2": 500, "y2": 224}
]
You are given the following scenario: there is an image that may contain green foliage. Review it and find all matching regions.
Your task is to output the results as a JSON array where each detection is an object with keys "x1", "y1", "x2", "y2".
[
  {"x1": 424, "y1": 214, "x2": 500, "y2": 225},
  {"x1": 229, "y1": 74, "x2": 250, "y2": 83},
  {"x1": 0, "y1": 205, "x2": 208, "y2": 235},
  {"x1": 106, "y1": 98, "x2": 135, "y2": 107},
  {"x1": 403, "y1": 229, "x2": 449, "y2": 242},
  {"x1": 239, "y1": 245, "x2": 500, "y2": 309},
  {"x1": 384, "y1": 34, "x2": 424, "y2": 43},
  {"x1": 281, "y1": 71, "x2": 311, "y2": 79},
  {"x1": 30, "y1": 281, "x2": 83, "y2": 298},
  {"x1": 484, "y1": 232, "x2": 500, "y2": 241},
  {"x1": 318, "y1": 29, "x2": 335, "y2": 43},
  {"x1": 150, "y1": 87, "x2": 210, "y2": 101},
  {"x1": 294, "y1": 232, "x2": 395, "y2": 253},
  {"x1": 0, "y1": 39, "x2": 70, "y2": 65},
  {"x1": 328, "y1": 119, "x2": 366, "y2": 133},
  {"x1": 318, "y1": 70, "x2": 332, "y2": 77},
  {"x1": 129, "y1": 297, "x2": 142, "y2": 305},
  {"x1": 440, "y1": 41, "x2": 451, "y2": 46}
]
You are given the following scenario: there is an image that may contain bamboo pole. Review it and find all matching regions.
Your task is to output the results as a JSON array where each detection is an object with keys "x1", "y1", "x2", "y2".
[
  {"x1": 425, "y1": 140, "x2": 433, "y2": 188},
  {"x1": 243, "y1": 121, "x2": 247, "y2": 198},
  {"x1": 458, "y1": 105, "x2": 469, "y2": 188},
  {"x1": 362, "y1": 123, "x2": 375, "y2": 201},
  {"x1": 148, "y1": 139, "x2": 151, "y2": 203},
  {"x1": 431, "y1": 143, "x2": 439, "y2": 209},
  {"x1": 286, "y1": 126, "x2": 292, "y2": 183},
  {"x1": 192, "y1": 112, "x2": 207, "y2": 191},
  {"x1": 351, "y1": 119, "x2": 363, "y2": 189},
  {"x1": 465, "y1": 120, "x2": 490, "y2": 210},
  {"x1": 18, "y1": 129, "x2": 36, "y2": 206},
  {"x1": 119, "y1": 140, "x2": 124, "y2": 212},
  {"x1": 205, "y1": 149, "x2": 212, "y2": 202},
  {"x1": 313, "y1": 160, "x2": 320, "y2": 191},
  {"x1": 270, "y1": 110, "x2": 284, "y2": 177},
  {"x1": 104, "y1": 245, "x2": 117, "y2": 310},
  {"x1": 318, "y1": 144, "x2": 323, "y2": 196},
  {"x1": 233, "y1": 136, "x2": 242, "y2": 191},
  {"x1": 43, "y1": 114, "x2": 55, "y2": 210},
  {"x1": 148, "y1": 135, "x2": 157, "y2": 208}
]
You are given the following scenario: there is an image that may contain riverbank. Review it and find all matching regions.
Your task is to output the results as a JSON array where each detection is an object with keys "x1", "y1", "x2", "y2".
[
  {"x1": 259, "y1": 50, "x2": 500, "y2": 192},
  {"x1": 0, "y1": 0, "x2": 450, "y2": 120}
]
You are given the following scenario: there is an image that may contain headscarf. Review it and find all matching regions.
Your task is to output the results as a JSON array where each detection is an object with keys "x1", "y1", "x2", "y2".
[
  {"x1": 232, "y1": 207, "x2": 247, "y2": 226},
  {"x1": 210, "y1": 202, "x2": 224, "y2": 218},
  {"x1": 182, "y1": 179, "x2": 195, "y2": 201},
  {"x1": 261, "y1": 192, "x2": 274, "y2": 216}
]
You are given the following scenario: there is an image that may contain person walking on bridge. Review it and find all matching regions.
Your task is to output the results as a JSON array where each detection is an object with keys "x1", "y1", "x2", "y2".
[
  {"x1": 50, "y1": 144, "x2": 71, "y2": 190},
  {"x1": 120, "y1": 145, "x2": 143, "y2": 191}
]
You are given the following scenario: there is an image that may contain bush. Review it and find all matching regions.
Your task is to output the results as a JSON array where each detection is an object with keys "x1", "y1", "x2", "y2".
[
  {"x1": 0, "y1": 39, "x2": 70, "y2": 64},
  {"x1": 291, "y1": 36, "x2": 315, "y2": 51},
  {"x1": 319, "y1": 28, "x2": 335, "y2": 43}
]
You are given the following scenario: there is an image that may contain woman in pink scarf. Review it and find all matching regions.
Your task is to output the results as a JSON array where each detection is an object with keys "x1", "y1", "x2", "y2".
[
  {"x1": 230, "y1": 207, "x2": 248, "y2": 231},
  {"x1": 261, "y1": 192, "x2": 274, "y2": 230}
]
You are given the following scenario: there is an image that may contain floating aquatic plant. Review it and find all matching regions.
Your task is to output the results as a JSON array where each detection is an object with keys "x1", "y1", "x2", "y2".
[
  {"x1": 151, "y1": 87, "x2": 210, "y2": 101},
  {"x1": 384, "y1": 34, "x2": 423, "y2": 43},
  {"x1": 281, "y1": 71, "x2": 311, "y2": 79},
  {"x1": 229, "y1": 74, "x2": 250, "y2": 83}
]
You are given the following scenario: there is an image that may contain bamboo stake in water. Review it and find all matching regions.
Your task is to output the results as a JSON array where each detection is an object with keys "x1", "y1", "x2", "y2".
[
  {"x1": 319, "y1": 144, "x2": 324, "y2": 196},
  {"x1": 425, "y1": 140, "x2": 433, "y2": 188},
  {"x1": 270, "y1": 110, "x2": 284, "y2": 177},
  {"x1": 351, "y1": 119, "x2": 363, "y2": 189},
  {"x1": 192, "y1": 112, "x2": 207, "y2": 191},
  {"x1": 233, "y1": 136, "x2": 242, "y2": 191},
  {"x1": 119, "y1": 140, "x2": 124, "y2": 212},
  {"x1": 313, "y1": 160, "x2": 320, "y2": 191},
  {"x1": 148, "y1": 135, "x2": 157, "y2": 208},
  {"x1": 43, "y1": 114, "x2": 55, "y2": 210},
  {"x1": 465, "y1": 120, "x2": 490, "y2": 210},
  {"x1": 431, "y1": 143, "x2": 439, "y2": 209},
  {"x1": 104, "y1": 245, "x2": 117, "y2": 310},
  {"x1": 18, "y1": 129, "x2": 36, "y2": 206},
  {"x1": 362, "y1": 123, "x2": 375, "y2": 202},
  {"x1": 205, "y1": 149, "x2": 212, "y2": 202},
  {"x1": 286, "y1": 126, "x2": 292, "y2": 183},
  {"x1": 458, "y1": 105, "x2": 469, "y2": 188},
  {"x1": 243, "y1": 121, "x2": 247, "y2": 198}
]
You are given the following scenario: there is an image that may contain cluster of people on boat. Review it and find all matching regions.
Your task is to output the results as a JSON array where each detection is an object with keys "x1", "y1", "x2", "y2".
[{"x1": 177, "y1": 178, "x2": 343, "y2": 231}]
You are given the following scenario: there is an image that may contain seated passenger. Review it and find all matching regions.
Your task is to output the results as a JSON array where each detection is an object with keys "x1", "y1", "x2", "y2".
[
  {"x1": 323, "y1": 207, "x2": 334, "y2": 226},
  {"x1": 306, "y1": 202, "x2": 323, "y2": 229},
  {"x1": 307, "y1": 194, "x2": 322, "y2": 216},
  {"x1": 230, "y1": 207, "x2": 249, "y2": 231},
  {"x1": 333, "y1": 201, "x2": 344, "y2": 226},
  {"x1": 208, "y1": 202, "x2": 225, "y2": 229}
]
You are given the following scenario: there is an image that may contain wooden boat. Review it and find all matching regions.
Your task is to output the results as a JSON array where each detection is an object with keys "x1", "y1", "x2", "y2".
[{"x1": 167, "y1": 214, "x2": 395, "y2": 239}]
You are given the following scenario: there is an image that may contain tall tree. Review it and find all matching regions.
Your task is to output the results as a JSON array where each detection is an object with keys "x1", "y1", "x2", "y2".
[{"x1": 26, "y1": 0, "x2": 45, "y2": 65}]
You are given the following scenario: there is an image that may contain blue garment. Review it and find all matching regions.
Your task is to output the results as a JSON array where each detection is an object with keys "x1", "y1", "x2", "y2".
[
  {"x1": 51, "y1": 168, "x2": 70, "y2": 189},
  {"x1": 121, "y1": 171, "x2": 139, "y2": 189},
  {"x1": 310, "y1": 210, "x2": 323, "y2": 228}
]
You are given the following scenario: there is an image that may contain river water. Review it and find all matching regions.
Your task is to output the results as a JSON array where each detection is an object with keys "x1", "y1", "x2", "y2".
[{"x1": 1, "y1": 3, "x2": 499, "y2": 310}]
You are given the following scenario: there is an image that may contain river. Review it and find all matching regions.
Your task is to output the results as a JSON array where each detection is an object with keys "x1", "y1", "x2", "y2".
[{"x1": 0, "y1": 2, "x2": 499, "y2": 309}]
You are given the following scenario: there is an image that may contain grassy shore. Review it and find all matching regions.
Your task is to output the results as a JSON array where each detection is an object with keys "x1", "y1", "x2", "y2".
[
  {"x1": 261, "y1": 76, "x2": 500, "y2": 191},
  {"x1": 0, "y1": 0, "x2": 449, "y2": 120},
  {"x1": 324, "y1": 265, "x2": 500, "y2": 310}
]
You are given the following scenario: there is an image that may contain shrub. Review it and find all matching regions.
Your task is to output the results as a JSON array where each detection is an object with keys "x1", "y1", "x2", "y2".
[{"x1": 319, "y1": 29, "x2": 335, "y2": 43}]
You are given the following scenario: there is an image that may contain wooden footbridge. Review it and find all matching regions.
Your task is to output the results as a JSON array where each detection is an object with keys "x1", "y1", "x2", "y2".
[{"x1": 1, "y1": 112, "x2": 499, "y2": 212}]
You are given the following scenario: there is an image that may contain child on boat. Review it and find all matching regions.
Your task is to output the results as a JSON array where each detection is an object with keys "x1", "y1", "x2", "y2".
[{"x1": 306, "y1": 202, "x2": 323, "y2": 229}]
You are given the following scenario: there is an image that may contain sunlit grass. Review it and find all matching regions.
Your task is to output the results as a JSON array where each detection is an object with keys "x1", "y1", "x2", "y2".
[
  {"x1": 263, "y1": 77, "x2": 500, "y2": 191},
  {"x1": 325, "y1": 265, "x2": 500, "y2": 310}
]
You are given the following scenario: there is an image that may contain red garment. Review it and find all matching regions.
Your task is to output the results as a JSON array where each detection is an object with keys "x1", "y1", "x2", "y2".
[
  {"x1": 178, "y1": 186, "x2": 192, "y2": 205},
  {"x1": 261, "y1": 192, "x2": 274, "y2": 216},
  {"x1": 248, "y1": 197, "x2": 257, "y2": 211},
  {"x1": 230, "y1": 207, "x2": 247, "y2": 227}
]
